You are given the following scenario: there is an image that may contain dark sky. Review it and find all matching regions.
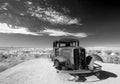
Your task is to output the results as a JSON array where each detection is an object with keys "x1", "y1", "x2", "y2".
[{"x1": 0, "y1": 0, "x2": 120, "y2": 48}]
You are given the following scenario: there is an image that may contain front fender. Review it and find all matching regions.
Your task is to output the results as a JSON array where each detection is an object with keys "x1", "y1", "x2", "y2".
[{"x1": 87, "y1": 54, "x2": 103, "y2": 70}]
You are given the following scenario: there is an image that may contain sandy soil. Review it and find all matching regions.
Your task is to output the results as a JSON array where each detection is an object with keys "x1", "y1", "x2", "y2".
[{"x1": 0, "y1": 58, "x2": 119, "y2": 84}]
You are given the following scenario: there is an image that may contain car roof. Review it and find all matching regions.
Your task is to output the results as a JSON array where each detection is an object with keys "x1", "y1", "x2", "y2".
[{"x1": 54, "y1": 38, "x2": 79, "y2": 43}]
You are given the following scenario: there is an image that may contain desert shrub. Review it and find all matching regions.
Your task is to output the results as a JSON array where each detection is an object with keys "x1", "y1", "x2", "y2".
[
  {"x1": 34, "y1": 54, "x2": 41, "y2": 58},
  {"x1": 105, "y1": 50, "x2": 113, "y2": 55},
  {"x1": 102, "y1": 55, "x2": 120, "y2": 64},
  {"x1": 40, "y1": 53, "x2": 50, "y2": 58},
  {"x1": 20, "y1": 56, "x2": 26, "y2": 60},
  {"x1": 1, "y1": 55, "x2": 8, "y2": 59},
  {"x1": 114, "y1": 56, "x2": 120, "y2": 64},
  {"x1": 23, "y1": 51, "x2": 30, "y2": 53},
  {"x1": 96, "y1": 50, "x2": 101, "y2": 54},
  {"x1": 114, "y1": 51, "x2": 120, "y2": 56},
  {"x1": 0, "y1": 66, "x2": 7, "y2": 72}
]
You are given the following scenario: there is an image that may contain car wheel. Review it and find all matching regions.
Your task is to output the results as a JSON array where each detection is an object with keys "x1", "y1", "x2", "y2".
[{"x1": 54, "y1": 60, "x2": 62, "y2": 70}]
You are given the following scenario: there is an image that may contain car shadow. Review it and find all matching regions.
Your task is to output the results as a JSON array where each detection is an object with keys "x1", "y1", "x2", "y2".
[
  {"x1": 86, "y1": 70, "x2": 118, "y2": 83},
  {"x1": 96, "y1": 70, "x2": 117, "y2": 80},
  {"x1": 70, "y1": 70, "x2": 118, "y2": 82}
]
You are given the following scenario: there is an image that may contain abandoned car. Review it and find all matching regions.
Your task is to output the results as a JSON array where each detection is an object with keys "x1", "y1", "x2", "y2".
[{"x1": 50, "y1": 38, "x2": 103, "y2": 75}]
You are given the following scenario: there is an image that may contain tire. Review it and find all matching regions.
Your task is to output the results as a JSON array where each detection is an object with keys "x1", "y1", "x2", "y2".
[{"x1": 54, "y1": 60, "x2": 62, "y2": 70}]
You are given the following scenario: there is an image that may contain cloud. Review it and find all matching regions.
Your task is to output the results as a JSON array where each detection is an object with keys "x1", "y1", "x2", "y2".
[
  {"x1": 0, "y1": 23, "x2": 40, "y2": 36},
  {"x1": 39, "y1": 28, "x2": 88, "y2": 38},
  {"x1": 27, "y1": 5, "x2": 81, "y2": 25},
  {"x1": 0, "y1": 1, "x2": 81, "y2": 25},
  {"x1": 0, "y1": 1, "x2": 83, "y2": 37},
  {"x1": 0, "y1": 22, "x2": 87, "y2": 38}
]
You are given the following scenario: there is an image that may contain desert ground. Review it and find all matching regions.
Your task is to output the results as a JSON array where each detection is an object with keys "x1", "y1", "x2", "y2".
[
  {"x1": 0, "y1": 58, "x2": 119, "y2": 84},
  {"x1": 0, "y1": 47, "x2": 120, "y2": 84}
]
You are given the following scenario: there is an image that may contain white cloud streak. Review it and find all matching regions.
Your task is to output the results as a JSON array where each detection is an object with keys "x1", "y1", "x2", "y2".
[
  {"x1": 0, "y1": 23, "x2": 40, "y2": 36},
  {"x1": 0, "y1": 23, "x2": 87, "y2": 38},
  {"x1": 27, "y1": 5, "x2": 81, "y2": 25},
  {"x1": 39, "y1": 28, "x2": 88, "y2": 38}
]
